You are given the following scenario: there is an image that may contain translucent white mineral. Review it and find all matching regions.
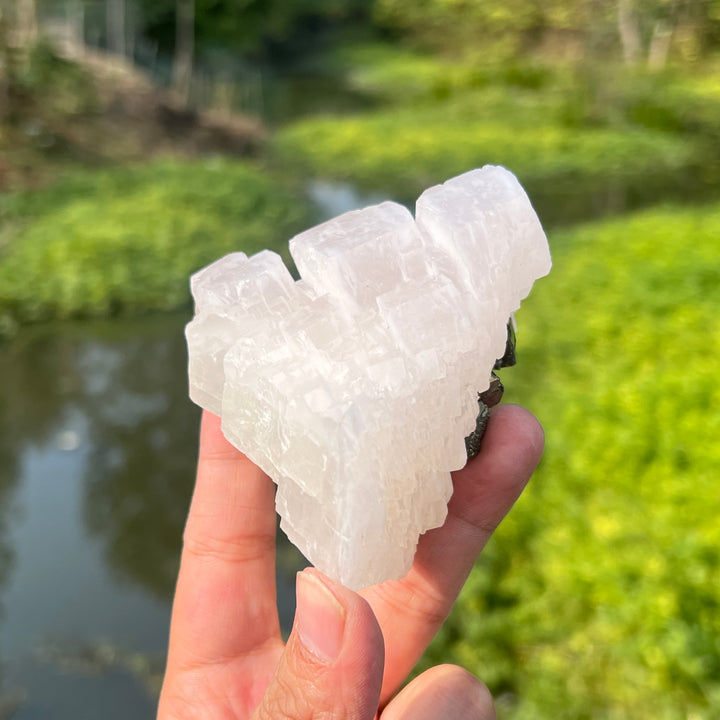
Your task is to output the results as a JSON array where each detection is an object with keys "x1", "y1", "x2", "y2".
[{"x1": 186, "y1": 165, "x2": 551, "y2": 590}]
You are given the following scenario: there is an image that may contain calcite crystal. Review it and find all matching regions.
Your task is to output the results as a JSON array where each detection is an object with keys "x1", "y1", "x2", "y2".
[{"x1": 186, "y1": 166, "x2": 551, "y2": 590}]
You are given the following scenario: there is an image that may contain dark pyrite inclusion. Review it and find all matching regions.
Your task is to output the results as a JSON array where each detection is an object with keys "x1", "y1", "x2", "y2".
[{"x1": 465, "y1": 322, "x2": 516, "y2": 459}]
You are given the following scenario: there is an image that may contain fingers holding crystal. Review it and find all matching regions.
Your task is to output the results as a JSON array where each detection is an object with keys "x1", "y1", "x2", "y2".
[
  {"x1": 174, "y1": 164, "x2": 553, "y2": 717},
  {"x1": 167, "y1": 411, "x2": 282, "y2": 667},
  {"x1": 186, "y1": 166, "x2": 551, "y2": 590},
  {"x1": 251, "y1": 570, "x2": 385, "y2": 720},
  {"x1": 364, "y1": 404, "x2": 544, "y2": 704}
]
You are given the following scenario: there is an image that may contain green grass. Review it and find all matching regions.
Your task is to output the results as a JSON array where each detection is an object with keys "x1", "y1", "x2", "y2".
[
  {"x1": 329, "y1": 42, "x2": 490, "y2": 103},
  {"x1": 324, "y1": 41, "x2": 720, "y2": 139},
  {"x1": 274, "y1": 49, "x2": 720, "y2": 224},
  {"x1": 423, "y1": 202, "x2": 720, "y2": 718},
  {"x1": 0, "y1": 158, "x2": 312, "y2": 333},
  {"x1": 556, "y1": 65, "x2": 720, "y2": 140},
  {"x1": 329, "y1": 41, "x2": 558, "y2": 104},
  {"x1": 274, "y1": 109, "x2": 704, "y2": 223}
]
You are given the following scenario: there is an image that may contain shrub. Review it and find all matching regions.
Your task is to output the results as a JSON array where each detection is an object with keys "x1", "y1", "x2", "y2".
[
  {"x1": 274, "y1": 110, "x2": 704, "y2": 223},
  {"x1": 557, "y1": 66, "x2": 720, "y2": 143},
  {"x1": 0, "y1": 158, "x2": 311, "y2": 331},
  {"x1": 423, "y1": 202, "x2": 720, "y2": 718},
  {"x1": 21, "y1": 40, "x2": 99, "y2": 117},
  {"x1": 329, "y1": 42, "x2": 488, "y2": 103}
]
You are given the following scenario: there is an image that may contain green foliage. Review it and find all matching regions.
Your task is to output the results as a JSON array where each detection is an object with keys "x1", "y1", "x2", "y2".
[
  {"x1": 0, "y1": 159, "x2": 311, "y2": 330},
  {"x1": 20, "y1": 40, "x2": 98, "y2": 116},
  {"x1": 373, "y1": 0, "x2": 548, "y2": 57},
  {"x1": 273, "y1": 105, "x2": 704, "y2": 223},
  {"x1": 329, "y1": 42, "x2": 475, "y2": 102},
  {"x1": 372, "y1": 0, "x2": 720, "y2": 62},
  {"x1": 329, "y1": 42, "x2": 556, "y2": 104},
  {"x1": 274, "y1": 50, "x2": 720, "y2": 222},
  {"x1": 0, "y1": 37, "x2": 97, "y2": 126},
  {"x1": 557, "y1": 65, "x2": 720, "y2": 140},
  {"x1": 423, "y1": 203, "x2": 720, "y2": 718},
  {"x1": 327, "y1": 40, "x2": 720, "y2": 143},
  {"x1": 138, "y1": 0, "x2": 370, "y2": 55}
]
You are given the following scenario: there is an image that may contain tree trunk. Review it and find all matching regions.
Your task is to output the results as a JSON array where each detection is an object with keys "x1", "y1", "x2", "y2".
[
  {"x1": 0, "y1": 6, "x2": 10, "y2": 121},
  {"x1": 15, "y1": 0, "x2": 38, "y2": 49},
  {"x1": 67, "y1": 0, "x2": 86, "y2": 55},
  {"x1": 173, "y1": 0, "x2": 195, "y2": 106},
  {"x1": 647, "y1": 20, "x2": 673, "y2": 70},
  {"x1": 125, "y1": 0, "x2": 135, "y2": 63},
  {"x1": 106, "y1": 0, "x2": 126, "y2": 57},
  {"x1": 618, "y1": 0, "x2": 641, "y2": 65}
]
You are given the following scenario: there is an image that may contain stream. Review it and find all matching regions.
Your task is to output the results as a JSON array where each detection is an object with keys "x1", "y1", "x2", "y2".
[{"x1": 0, "y1": 178, "x2": 382, "y2": 719}]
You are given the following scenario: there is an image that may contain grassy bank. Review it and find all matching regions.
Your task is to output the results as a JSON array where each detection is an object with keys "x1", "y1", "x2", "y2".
[
  {"x1": 275, "y1": 111, "x2": 703, "y2": 224},
  {"x1": 0, "y1": 41, "x2": 264, "y2": 192},
  {"x1": 0, "y1": 158, "x2": 311, "y2": 334},
  {"x1": 3, "y1": 44, "x2": 719, "y2": 334},
  {"x1": 423, "y1": 202, "x2": 720, "y2": 718},
  {"x1": 274, "y1": 51, "x2": 720, "y2": 224}
]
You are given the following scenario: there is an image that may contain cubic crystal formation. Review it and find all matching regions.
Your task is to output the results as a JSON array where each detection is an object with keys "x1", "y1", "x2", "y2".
[{"x1": 186, "y1": 166, "x2": 551, "y2": 589}]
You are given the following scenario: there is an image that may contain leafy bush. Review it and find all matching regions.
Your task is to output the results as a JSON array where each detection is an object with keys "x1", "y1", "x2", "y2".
[
  {"x1": 274, "y1": 109, "x2": 704, "y2": 223},
  {"x1": 329, "y1": 42, "x2": 486, "y2": 103},
  {"x1": 330, "y1": 42, "x2": 557, "y2": 105},
  {"x1": 21, "y1": 40, "x2": 99, "y2": 117},
  {"x1": 0, "y1": 159, "x2": 311, "y2": 332},
  {"x1": 275, "y1": 50, "x2": 720, "y2": 222},
  {"x1": 423, "y1": 202, "x2": 720, "y2": 718},
  {"x1": 372, "y1": 0, "x2": 548, "y2": 59},
  {"x1": 557, "y1": 65, "x2": 720, "y2": 143}
]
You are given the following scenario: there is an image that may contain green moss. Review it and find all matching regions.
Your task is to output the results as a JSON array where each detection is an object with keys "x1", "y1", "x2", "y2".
[
  {"x1": 0, "y1": 158, "x2": 312, "y2": 330},
  {"x1": 423, "y1": 203, "x2": 720, "y2": 718}
]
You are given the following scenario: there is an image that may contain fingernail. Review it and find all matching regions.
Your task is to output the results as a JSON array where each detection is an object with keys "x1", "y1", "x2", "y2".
[{"x1": 295, "y1": 570, "x2": 346, "y2": 662}]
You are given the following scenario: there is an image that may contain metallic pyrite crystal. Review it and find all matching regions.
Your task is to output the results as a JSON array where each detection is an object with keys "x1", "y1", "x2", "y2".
[
  {"x1": 464, "y1": 322, "x2": 517, "y2": 459},
  {"x1": 186, "y1": 166, "x2": 551, "y2": 589}
]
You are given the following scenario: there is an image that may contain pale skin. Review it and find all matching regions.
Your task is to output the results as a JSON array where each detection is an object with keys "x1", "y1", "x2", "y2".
[{"x1": 158, "y1": 404, "x2": 544, "y2": 719}]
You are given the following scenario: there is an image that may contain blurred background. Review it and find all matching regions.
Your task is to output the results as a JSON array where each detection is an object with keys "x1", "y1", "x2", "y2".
[{"x1": 0, "y1": 0, "x2": 719, "y2": 717}]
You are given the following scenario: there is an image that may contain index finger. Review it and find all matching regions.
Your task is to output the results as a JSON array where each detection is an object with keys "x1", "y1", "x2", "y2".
[{"x1": 166, "y1": 411, "x2": 281, "y2": 669}]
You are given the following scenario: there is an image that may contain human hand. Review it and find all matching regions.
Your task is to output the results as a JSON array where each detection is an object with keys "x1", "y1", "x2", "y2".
[{"x1": 158, "y1": 404, "x2": 544, "y2": 719}]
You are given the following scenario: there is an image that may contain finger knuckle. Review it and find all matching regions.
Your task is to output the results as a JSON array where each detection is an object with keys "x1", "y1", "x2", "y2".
[
  {"x1": 373, "y1": 577, "x2": 450, "y2": 629},
  {"x1": 182, "y1": 528, "x2": 275, "y2": 565}
]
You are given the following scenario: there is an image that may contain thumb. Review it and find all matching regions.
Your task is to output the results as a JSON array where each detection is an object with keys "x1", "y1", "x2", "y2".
[{"x1": 252, "y1": 568, "x2": 385, "y2": 720}]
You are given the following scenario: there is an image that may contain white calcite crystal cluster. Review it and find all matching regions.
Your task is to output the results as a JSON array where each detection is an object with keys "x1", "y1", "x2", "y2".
[{"x1": 186, "y1": 165, "x2": 551, "y2": 590}]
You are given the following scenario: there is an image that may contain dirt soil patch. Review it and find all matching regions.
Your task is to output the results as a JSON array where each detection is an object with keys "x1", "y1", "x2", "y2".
[{"x1": 0, "y1": 43, "x2": 265, "y2": 191}]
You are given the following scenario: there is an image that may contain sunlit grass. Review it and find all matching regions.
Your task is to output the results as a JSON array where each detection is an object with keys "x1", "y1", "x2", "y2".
[
  {"x1": 424, "y1": 202, "x2": 720, "y2": 718},
  {"x1": 274, "y1": 109, "x2": 704, "y2": 223},
  {"x1": 0, "y1": 158, "x2": 311, "y2": 332}
]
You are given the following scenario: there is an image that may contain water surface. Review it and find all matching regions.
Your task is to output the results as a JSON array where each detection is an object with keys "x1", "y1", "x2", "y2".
[{"x1": 0, "y1": 315, "x2": 306, "y2": 718}]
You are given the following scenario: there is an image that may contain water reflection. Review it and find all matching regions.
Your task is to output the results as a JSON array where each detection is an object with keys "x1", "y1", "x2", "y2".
[
  {"x1": 0, "y1": 315, "x2": 306, "y2": 718},
  {"x1": 0, "y1": 339, "x2": 24, "y2": 714},
  {"x1": 78, "y1": 323, "x2": 200, "y2": 600},
  {"x1": 307, "y1": 179, "x2": 391, "y2": 220}
]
